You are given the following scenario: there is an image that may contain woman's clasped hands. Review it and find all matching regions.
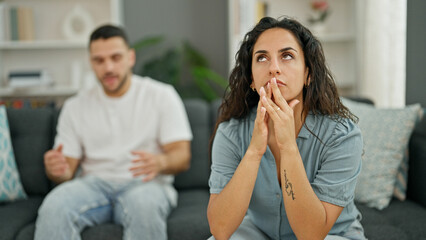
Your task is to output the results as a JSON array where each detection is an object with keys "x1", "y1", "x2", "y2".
[{"x1": 250, "y1": 77, "x2": 300, "y2": 158}]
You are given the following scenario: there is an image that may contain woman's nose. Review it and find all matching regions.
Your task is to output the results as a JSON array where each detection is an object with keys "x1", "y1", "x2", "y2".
[{"x1": 269, "y1": 59, "x2": 281, "y2": 75}]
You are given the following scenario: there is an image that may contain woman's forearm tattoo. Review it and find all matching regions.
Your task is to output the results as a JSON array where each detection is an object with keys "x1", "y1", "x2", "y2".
[{"x1": 283, "y1": 169, "x2": 296, "y2": 200}]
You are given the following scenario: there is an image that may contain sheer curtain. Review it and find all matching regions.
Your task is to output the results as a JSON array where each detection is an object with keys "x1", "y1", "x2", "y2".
[{"x1": 357, "y1": 0, "x2": 407, "y2": 107}]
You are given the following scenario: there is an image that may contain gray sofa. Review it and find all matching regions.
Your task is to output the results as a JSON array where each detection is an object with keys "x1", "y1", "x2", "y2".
[
  {"x1": 0, "y1": 98, "x2": 425, "y2": 240},
  {"x1": 0, "y1": 99, "x2": 212, "y2": 240}
]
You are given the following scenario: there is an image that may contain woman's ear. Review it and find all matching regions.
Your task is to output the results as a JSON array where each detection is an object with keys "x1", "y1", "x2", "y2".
[
  {"x1": 304, "y1": 67, "x2": 311, "y2": 87},
  {"x1": 306, "y1": 77, "x2": 311, "y2": 87},
  {"x1": 250, "y1": 81, "x2": 256, "y2": 91}
]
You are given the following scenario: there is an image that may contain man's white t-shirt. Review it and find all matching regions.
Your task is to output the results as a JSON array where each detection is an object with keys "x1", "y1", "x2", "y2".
[{"x1": 55, "y1": 75, "x2": 193, "y2": 184}]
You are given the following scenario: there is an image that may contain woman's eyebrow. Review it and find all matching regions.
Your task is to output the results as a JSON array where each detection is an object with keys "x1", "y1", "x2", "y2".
[
  {"x1": 254, "y1": 47, "x2": 298, "y2": 55},
  {"x1": 253, "y1": 49, "x2": 268, "y2": 55},
  {"x1": 279, "y1": 47, "x2": 298, "y2": 53}
]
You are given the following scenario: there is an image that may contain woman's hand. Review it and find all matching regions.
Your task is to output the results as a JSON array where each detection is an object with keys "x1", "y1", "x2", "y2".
[
  {"x1": 247, "y1": 87, "x2": 269, "y2": 159},
  {"x1": 261, "y1": 77, "x2": 300, "y2": 150}
]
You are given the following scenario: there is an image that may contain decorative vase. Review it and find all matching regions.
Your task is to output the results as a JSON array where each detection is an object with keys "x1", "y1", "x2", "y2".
[
  {"x1": 310, "y1": 22, "x2": 327, "y2": 36},
  {"x1": 62, "y1": 5, "x2": 94, "y2": 41}
]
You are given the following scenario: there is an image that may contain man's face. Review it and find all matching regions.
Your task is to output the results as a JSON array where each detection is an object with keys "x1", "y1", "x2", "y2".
[{"x1": 89, "y1": 37, "x2": 135, "y2": 97}]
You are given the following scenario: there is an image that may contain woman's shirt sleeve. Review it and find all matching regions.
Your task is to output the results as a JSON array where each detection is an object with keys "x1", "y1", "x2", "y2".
[
  {"x1": 209, "y1": 122, "x2": 242, "y2": 194},
  {"x1": 311, "y1": 119, "x2": 363, "y2": 207}
]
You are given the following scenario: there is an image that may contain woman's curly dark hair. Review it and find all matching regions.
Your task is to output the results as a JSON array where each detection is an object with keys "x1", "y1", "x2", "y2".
[{"x1": 213, "y1": 16, "x2": 357, "y2": 138}]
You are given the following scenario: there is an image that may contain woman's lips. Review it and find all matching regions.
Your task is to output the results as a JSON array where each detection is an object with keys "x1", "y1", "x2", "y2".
[
  {"x1": 275, "y1": 79, "x2": 286, "y2": 87},
  {"x1": 269, "y1": 77, "x2": 286, "y2": 87}
]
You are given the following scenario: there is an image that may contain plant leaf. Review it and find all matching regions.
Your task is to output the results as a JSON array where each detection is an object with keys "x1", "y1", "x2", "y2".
[
  {"x1": 192, "y1": 68, "x2": 218, "y2": 101},
  {"x1": 192, "y1": 66, "x2": 228, "y2": 89},
  {"x1": 183, "y1": 41, "x2": 208, "y2": 67},
  {"x1": 132, "y1": 36, "x2": 164, "y2": 51},
  {"x1": 141, "y1": 49, "x2": 181, "y2": 85}
]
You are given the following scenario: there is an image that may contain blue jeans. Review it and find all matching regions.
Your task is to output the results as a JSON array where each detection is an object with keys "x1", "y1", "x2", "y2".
[{"x1": 35, "y1": 176, "x2": 175, "y2": 240}]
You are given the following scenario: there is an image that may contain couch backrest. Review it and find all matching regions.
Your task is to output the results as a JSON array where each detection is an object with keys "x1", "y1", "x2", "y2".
[
  {"x1": 7, "y1": 108, "x2": 55, "y2": 196},
  {"x1": 7, "y1": 100, "x2": 425, "y2": 207},
  {"x1": 173, "y1": 98, "x2": 222, "y2": 190},
  {"x1": 174, "y1": 99, "x2": 212, "y2": 190},
  {"x1": 7, "y1": 99, "x2": 220, "y2": 195}
]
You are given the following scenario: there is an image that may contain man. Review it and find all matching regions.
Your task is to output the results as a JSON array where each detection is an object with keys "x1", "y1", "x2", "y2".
[{"x1": 34, "y1": 25, "x2": 192, "y2": 240}]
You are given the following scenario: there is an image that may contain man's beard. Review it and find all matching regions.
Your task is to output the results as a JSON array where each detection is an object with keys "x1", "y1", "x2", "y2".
[{"x1": 102, "y1": 72, "x2": 129, "y2": 94}]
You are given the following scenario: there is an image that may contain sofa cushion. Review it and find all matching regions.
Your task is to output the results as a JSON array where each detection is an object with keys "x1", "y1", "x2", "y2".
[
  {"x1": 15, "y1": 222, "x2": 124, "y2": 240},
  {"x1": 343, "y1": 99, "x2": 421, "y2": 209},
  {"x1": 210, "y1": 98, "x2": 222, "y2": 127},
  {"x1": 0, "y1": 196, "x2": 43, "y2": 240},
  {"x1": 357, "y1": 199, "x2": 426, "y2": 239},
  {"x1": 15, "y1": 190, "x2": 211, "y2": 240},
  {"x1": 81, "y1": 224, "x2": 123, "y2": 240},
  {"x1": 0, "y1": 106, "x2": 27, "y2": 202},
  {"x1": 7, "y1": 108, "x2": 54, "y2": 196},
  {"x1": 174, "y1": 99, "x2": 211, "y2": 190},
  {"x1": 168, "y1": 189, "x2": 210, "y2": 240}
]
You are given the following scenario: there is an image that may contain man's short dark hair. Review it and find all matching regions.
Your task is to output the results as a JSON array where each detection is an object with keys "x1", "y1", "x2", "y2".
[{"x1": 89, "y1": 24, "x2": 130, "y2": 47}]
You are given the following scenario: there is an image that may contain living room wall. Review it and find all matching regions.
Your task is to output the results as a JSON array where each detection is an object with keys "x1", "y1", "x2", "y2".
[
  {"x1": 122, "y1": 0, "x2": 425, "y2": 107},
  {"x1": 122, "y1": 0, "x2": 229, "y2": 82},
  {"x1": 406, "y1": 0, "x2": 426, "y2": 107}
]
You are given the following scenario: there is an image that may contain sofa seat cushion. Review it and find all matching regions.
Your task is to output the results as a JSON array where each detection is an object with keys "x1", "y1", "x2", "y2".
[
  {"x1": 15, "y1": 222, "x2": 124, "y2": 240},
  {"x1": 168, "y1": 189, "x2": 210, "y2": 240},
  {"x1": 81, "y1": 223, "x2": 123, "y2": 240},
  {"x1": 14, "y1": 190, "x2": 211, "y2": 240},
  {"x1": 0, "y1": 196, "x2": 43, "y2": 240},
  {"x1": 357, "y1": 199, "x2": 426, "y2": 239}
]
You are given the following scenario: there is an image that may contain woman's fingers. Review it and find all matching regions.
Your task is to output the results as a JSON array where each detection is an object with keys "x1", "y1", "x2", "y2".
[
  {"x1": 261, "y1": 95, "x2": 281, "y2": 121},
  {"x1": 266, "y1": 82, "x2": 272, "y2": 99},
  {"x1": 257, "y1": 87, "x2": 268, "y2": 124},
  {"x1": 268, "y1": 77, "x2": 300, "y2": 114},
  {"x1": 270, "y1": 77, "x2": 289, "y2": 111},
  {"x1": 288, "y1": 99, "x2": 300, "y2": 110}
]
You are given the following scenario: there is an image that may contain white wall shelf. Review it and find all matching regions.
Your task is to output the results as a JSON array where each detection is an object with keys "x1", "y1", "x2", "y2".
[
  {"x1": 0, "y1": 0, "x2": 122, "y2": 102},
  {"x1": 316, "y1": 33, "x2": 355, "y2": 43},
  {"x1": 228, "y1": 0, "x2": 359, "y2": 96},
  {"x1": 0, "y1": 87, "x2": 78, "y2": 98},
  {"x1": 0, "y1": 40, "x2": 87, "y2": 50}
]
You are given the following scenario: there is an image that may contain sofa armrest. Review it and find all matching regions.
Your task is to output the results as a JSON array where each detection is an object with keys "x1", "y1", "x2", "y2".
[{"x1": 407, "y1": 109, "x2": 426, "y2": 208}]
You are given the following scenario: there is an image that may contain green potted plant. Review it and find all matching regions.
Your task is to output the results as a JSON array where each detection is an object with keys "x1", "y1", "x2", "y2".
[{"x1": 132, "y1": 36, "x2": 228, "y2": 102}]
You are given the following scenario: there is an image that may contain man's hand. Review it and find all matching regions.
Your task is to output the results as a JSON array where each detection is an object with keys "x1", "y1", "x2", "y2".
[
  {"x1": 44, "y1": 144, "x2": 70, "y2": 178},
  {"x1": 44, "y1": 145, "x2": 79, "y2": 184},
  {"x1": 129, "y1": 151, "x2": 167, "y2": 182}
]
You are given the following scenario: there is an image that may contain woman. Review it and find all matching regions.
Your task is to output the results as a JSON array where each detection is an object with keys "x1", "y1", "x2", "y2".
[{"x1": 207, "y1": 17, "x2": 366, "y2": 240}]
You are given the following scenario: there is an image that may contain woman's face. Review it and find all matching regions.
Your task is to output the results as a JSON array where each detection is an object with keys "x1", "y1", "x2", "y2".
[{"x1": 251, "y1": 28, "x2": 309, "y2": 102}]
